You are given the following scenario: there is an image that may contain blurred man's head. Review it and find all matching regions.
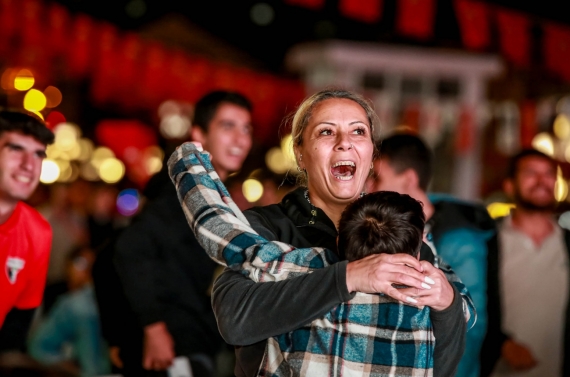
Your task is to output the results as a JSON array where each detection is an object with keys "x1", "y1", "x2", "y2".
[
  {"x1": 190, "y1": 91, "x2": 253, "y2": 181},
  {"x1": 368, "y1": 133, "x2": 432, "y2": 196},
  {"x1": 0, "y1": 111, "x2": 54, "y2": 206},
  {"x1": 504, "y1": 149, "x2": 557, "y2": 212}
]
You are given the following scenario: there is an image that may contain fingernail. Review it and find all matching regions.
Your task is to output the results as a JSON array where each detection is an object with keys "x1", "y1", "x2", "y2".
[
  {"x1": 421, "y1": 282, "x2": 432, "y2": 290},
  {"x1": 425, "y1": 276, "x2": 435, "y2": 285},
  {"x1": 406, "y1": 297, "x2": 418, "y2": 304}
]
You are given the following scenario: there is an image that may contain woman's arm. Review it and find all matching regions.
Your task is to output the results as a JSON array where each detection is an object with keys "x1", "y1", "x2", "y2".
[{"x1": 212, "y1": 262, "x2": 353, "y2": 345}]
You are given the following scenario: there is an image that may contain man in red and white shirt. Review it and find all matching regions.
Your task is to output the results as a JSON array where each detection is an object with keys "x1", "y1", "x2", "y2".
[{"x1": 0, "y1": 110, "x2": 54, "y2": 353}]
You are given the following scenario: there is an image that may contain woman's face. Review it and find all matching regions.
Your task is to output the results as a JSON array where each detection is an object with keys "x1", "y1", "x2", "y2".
[{"x1": 297, "y1": 98, "x2": 374, "y2": 206}]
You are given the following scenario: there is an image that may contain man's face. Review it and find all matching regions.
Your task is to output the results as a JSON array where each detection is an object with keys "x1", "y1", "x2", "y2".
[
  {"x1": 194, "y1": 103, "x2": 252, "y2": 180},
  {"x1": 367, "y1": 158, "x2": 409, "y2": 195},
  {"x1": 509, "y1": 156, "x2": 557, "y2": 211},
  {"x1": 0, "y1": 131, "x2": 46, "y2": 205}
]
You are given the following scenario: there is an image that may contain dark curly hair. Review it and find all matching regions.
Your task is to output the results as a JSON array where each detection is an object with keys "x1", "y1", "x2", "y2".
[{"x1": 338, "y1": 191, "x2": 425, "y2": 262}]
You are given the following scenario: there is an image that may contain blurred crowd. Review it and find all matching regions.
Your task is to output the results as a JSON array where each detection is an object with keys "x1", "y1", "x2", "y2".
[{"x1": 2, "y1": 88, "x2": 570, "y2": 377}]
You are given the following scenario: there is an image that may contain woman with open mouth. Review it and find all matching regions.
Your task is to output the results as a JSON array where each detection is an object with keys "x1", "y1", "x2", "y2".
[{"x1": 208, "y1": 88, "x2": 474, "y2": 377}]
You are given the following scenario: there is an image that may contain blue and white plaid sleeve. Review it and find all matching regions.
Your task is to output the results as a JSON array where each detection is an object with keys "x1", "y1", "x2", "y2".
[{"x1": 167, "y1": 142, "x2": 338, "y2": 282}]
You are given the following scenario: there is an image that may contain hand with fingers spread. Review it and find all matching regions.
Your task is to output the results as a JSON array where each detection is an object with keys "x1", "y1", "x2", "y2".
[
  {"x1": 345, "y1": 253, "x2": 436, "y2": 305},
  {"x1": 396, "y1": 260, "x2": 455, "y2": 311}
]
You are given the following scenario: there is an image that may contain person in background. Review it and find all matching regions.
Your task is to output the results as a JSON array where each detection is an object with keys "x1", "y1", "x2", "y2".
[
  {"x1": 111, "y1": 90, "x2": 253, "y2": 377},
  {"x1": 28, "y1": 246, "x2": 111, "y2": 377},
  {"x1": 0, "y1": 110, "x2": 54, "y2": 354},
  {"x1": 210, "y1": 88, "x2": 474, "y2": 377},
  {"x1": 487, "y1": 149, "x2": 570, "y2": 377},
  {"x1": 39, "y1": 179, "x2": 91, "y2": 315},
  {"x1": 168, "y1": 141, "x2": 464, "y2": 375},
  {"x1": 367, "y1": 132, "x2": 500, "y2": 377}
]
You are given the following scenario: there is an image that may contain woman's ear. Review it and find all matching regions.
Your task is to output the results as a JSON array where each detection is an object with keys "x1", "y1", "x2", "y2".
[{"x1": 294, "y1": 147, "x2": 304, "y2": 170}]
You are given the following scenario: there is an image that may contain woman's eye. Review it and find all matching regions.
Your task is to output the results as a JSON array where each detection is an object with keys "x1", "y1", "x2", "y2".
[
  {"x1": 353, "y1": 128, "x2": 366, "y2": 135},
  {"x1": 319, "y1": 129, "x2": 332, "y2": 136}
]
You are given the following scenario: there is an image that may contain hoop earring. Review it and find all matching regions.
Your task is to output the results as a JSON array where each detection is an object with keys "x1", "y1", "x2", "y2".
[{"x1": 297, "y1": 166, "x2": 303, "y2": 172}]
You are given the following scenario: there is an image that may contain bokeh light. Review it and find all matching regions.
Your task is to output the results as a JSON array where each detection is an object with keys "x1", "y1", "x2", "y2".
[
  {"x1": 98, "y1": 158, "x2": 125, "y2": 183},
  {"x1": 54, "y1": 123, "x2": 81, "y2": 151},
  {"x1": 45, "y1": 111, "x2": 66, "y2": 130},
  {"x1": 531, "y1": 132, "x2": 554, "y2": 157},
  {"x1": 55, "y1": 159, "x2": 72, "y2": 182},
  {"x1": 250, "y1": 3, "x2": 275, "y2": 26},
  {"x1": 1, "y1": 68, "x2": 16, "y2": 90},
  {"x1": 44, "y1": 86, "x2": 63, "y2": 108},
  {"x1": 91, "y1": 147, "x2": 115, "y2": 169},
  {"x1": 116, "y1": 188, "x2": 140, "y2": 216},
  {"x1": 14, "y1": 69, "x2": 34, "y2": 91},
  {"x1": 160, "y1": 114, "x2": 190, "y2": 139},
  {"x1": 40, "y1": 159, "x2": 60, "y2": 184},
  {"x1": 265, "y1": 147, "x2": 288, "y2": 174},
  {"x1": 77, "y1": 138, "x2": 94, "y2": 162},
  {"x1": 555, "y1": 167, "x2": 568, "y2": 202},
  {"x1": 23, "y1": 89, "x2": 47, "y2": 112},
  {"x1": 80, "y1": 162, "x2": 99, "y2": 181},
  {"x1": 242, "y1": 178, "x2": 264, "y2": 202}
]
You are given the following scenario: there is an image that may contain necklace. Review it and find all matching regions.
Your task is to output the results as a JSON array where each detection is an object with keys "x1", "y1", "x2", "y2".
[
  {"x1": 304, "y1": 190, "x2": 367, "y2": 225},
  {"x1": 304, "y1": 190, "x2": 317, "y2": 225}
]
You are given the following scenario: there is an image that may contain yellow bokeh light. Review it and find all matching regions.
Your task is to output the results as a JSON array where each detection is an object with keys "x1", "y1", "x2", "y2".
[
  {"x1": 23, "y1": 89, "x2": 47, "y2": 112},
  {"x1": 265, "y1": 147, "x2": 288, "y2": 174},
  {"x1": 98, "y1": 158, "x2": 125, "y2": 183},
  {"x1": 91, "y1": 147, "x2": 115, "y2": 169},
  {"x1": 80, "y1": 162, "x2": 100, "y2": 181},
  {"x1": 145, "y1": 156, "x2": 163, "y2": 175},
  {"x1": 54, "y1": 123, "x2": 80, "y2": 151},
  {"x1": 486, "y1": 202, "x2": 515, "y2": 219},
  {"x1": 280, "y1": 134, "x2": 296, "y2": 163},
  {"x1": 242, "y1": 179, "x2": 264, "y2": 203},
  {"x1": 531, "y1": 132, "x2": 555, "y2": 157},
  {"x1": 40, "y1": 159, "x2": 60, "y2": 184},
  {"x1": 14, "y1": 69, "x2": 34, "y2": 91},
  {"x1": 77, "y1": 138, "x2": 94, "y2": 162},
  {"x1": 55, "y1": 160, "x2": 72, "y2": 182},
  {"x1": 144, "y1": 145, "x2": 164, "y2": 161},
  {"x1": 554, "y1": 114, "x2": 570, "y2": 140},
  {"x1": 555, "y1": 177, "x2": 569, "y2": 202},
  {"x1": 29, "y1": 110, "x2": 44, "y2": 120}
]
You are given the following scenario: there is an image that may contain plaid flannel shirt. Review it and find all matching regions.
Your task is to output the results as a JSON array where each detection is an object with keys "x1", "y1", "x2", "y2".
[{"x1": 168, "y1": 142, "x2": 475, "y2": 377}]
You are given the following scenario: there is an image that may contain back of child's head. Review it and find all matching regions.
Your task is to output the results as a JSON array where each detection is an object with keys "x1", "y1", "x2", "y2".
[{"x1": 338, "y1": 191, "x2": 425, "y2": 262}]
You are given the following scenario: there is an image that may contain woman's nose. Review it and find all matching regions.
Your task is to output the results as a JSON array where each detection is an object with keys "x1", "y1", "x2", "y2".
[{"x1": 335, "y1": 134, "x2": 353, "y2": 150}]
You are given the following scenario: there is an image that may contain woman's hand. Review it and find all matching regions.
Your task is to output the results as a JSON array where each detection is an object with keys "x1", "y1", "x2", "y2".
[
  {"x1": 397, "y1": 260, "x2": 455, "y2": 311},
  {"x1": 346, "y1": 253, "x2": 435, "y2": 304}
]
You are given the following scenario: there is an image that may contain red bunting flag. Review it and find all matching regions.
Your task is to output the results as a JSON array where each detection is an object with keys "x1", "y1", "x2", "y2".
[
  {"x1": 338, "y1": 0, "x2": 383, "y2": 24},
  {"x1": 284, "y1": 0, "x2": 325, "y2": 10},
  {"x1": 495, "y1": 8, "x2": 531, "y2": 68},
  {"x1": 46, "y1": 3, "x2": 70, "y2": 56},
  {"x1": 520, "y1": 101, "x2": 537, "y2": 149},
  {"x1": 454, "y1": 0, "x2": 490, "y2": 50},
  {"x1": 543, "y1": 23, "x2": 570, "y2": 82},
  {"x1": 396, "y1": 0, "x2": 436, "y2": 40}
]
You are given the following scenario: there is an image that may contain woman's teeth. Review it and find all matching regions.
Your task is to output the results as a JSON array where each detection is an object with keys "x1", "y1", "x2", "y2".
[{"x1": 331, "y1": 161, "x2": 356, "y2": 180}]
